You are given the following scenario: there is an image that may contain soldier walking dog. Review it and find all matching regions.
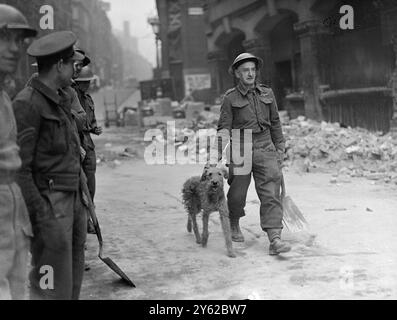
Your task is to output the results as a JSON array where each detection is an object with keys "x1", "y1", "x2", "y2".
[
  {"x1": 182, "y1": 166, "x2": 235, "y2": 258},
  {"x1": 206, "y1": 52, "x2": 291, "y2": 256}
]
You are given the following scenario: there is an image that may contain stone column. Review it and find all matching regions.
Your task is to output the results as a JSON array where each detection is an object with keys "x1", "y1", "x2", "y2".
[
  {"x1": 242, "y1": 37, "x2": 273, "y2": 86},
  {"x1": 157, "y1": 0, "x2": 170, "y2": 78},
  {"x1": 207, "y1": 50, "x2": 228, "y2": 96},
  {"x1": 294, "y1": 20, "x2": 330, "y2": 121}
]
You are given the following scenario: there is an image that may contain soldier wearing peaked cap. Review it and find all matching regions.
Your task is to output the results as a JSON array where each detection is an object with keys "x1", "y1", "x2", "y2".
[
  {"x1": 12, "y1": 31, "x2": 88, "y2": 300},
  {"x1": 0, "y1": 3, "x2": 37, "y2": 300},
  {"x1": 207, "y1": 52, "x2": 291, "y2": 255},
  {"x1": 26, "y1": 42, "x2": 88, "y2": 136}
]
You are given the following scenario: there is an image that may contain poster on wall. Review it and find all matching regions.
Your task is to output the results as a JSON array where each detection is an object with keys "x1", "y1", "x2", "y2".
[{"x1": 184, "y1": 73, "x2": 211, "y2": 96}]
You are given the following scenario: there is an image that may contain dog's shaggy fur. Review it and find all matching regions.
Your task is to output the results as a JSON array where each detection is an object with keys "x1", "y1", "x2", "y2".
[{"x1": 182, "y1": 166, "x2": 235, "y2": 258}]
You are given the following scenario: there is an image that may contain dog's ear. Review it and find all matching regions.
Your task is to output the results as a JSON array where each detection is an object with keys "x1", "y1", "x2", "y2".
[{"x1": 217, "y1": 163, "x2": 229, "y2": 180}]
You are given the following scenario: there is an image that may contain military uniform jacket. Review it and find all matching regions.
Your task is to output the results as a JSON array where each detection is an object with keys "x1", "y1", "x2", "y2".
[
  {"x1": 74, "y1": 85, "x2": 98, "y2": 150},
  {"x1": 26, "y1": 74, "x2": 87, "y2": 134},
  {"x1": 13, "y1": 78, "x2": 81, "y2": 220},
  {"x1": 0, "y1": 89, "x2": 32, "y2": 236},
  {"x1": 217, "y1": 82, "x2": 285, "y2": 151},
  {"x1": 0, "y1": 89, "x2": 21, "y2": 173}
]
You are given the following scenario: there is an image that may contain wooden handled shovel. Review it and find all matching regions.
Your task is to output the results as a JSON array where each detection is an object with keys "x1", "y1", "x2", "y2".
[{"x1": 81, "y1": 171, "x2": 136, "y2": 287}]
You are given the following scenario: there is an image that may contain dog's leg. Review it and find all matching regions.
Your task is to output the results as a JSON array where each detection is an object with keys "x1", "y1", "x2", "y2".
[
  {"x1": 190, "y1": 212, "x2": 201, "y2": 244},
  {"x1": 202, "y1": 211, "x2": 210, "y2": 247},
  {"x1": 219, "y1": 203, "x2": 236, "y2": 258}
]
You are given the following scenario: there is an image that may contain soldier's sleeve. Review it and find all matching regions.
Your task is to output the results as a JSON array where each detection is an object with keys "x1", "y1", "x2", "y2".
[
  {"x1": 268, "y1": 89, "x2": 285, "y2": 152},
  {"x1": 88, "y1": 96, "x2": 99, "y2": 132},
  {"x1": 208, "y1": 94, "x2": 232, "y2": 164},
  {"x1": 69, "y1": 89, "x2": 87, "y2": 133},
  {"x1": 12, "y1": 99, "x2": 49, "y2": 221}
]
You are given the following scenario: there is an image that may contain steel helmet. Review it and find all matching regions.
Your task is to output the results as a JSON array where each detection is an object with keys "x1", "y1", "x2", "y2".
[
  {"x1": 74, "y1": 66, "x2": 95, "y2": 82},
  {"x1": 75, "y1": 48, "x2": 91, "y2": 67},
  {"x1": 228, "y1": 52, "x2": 263, "y2": 75},
  {"x1": 0, "y1": 4, "x2": 37, "y2": 38}
]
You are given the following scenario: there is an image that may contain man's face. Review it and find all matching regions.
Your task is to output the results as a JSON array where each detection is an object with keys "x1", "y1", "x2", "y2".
[
  {"x1": 58, "y1": 58, "x2": 75, "y2": 87},
  {"x1": 73, "y1": 61, "x2": 84, "y2": 79},
  {"x1": 0, "y1": 29, "x2": 25, "y2": 75},
  {"x1": 235, "y1": 61, "x2": 257, "y2": 87}
]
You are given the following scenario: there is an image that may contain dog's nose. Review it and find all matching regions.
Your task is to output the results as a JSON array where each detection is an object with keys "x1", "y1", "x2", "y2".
[{"x1": 211, "y1": 181, "x2": 218, "y2": 186}]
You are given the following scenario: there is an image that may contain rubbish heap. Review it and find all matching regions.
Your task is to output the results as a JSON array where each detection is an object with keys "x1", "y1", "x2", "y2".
[
  {"x1": 283, "y1": 116, "x2": 397, "y2": 184},
  {"x1": 149, "y1": 110, "x2": 397, "y2": 184}
]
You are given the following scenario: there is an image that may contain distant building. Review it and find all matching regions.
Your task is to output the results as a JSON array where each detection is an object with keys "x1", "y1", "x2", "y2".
[
  {"x1": 71, "y1": 0, "x2": 122, "y2": 86},
  {"x1": 156, "y1": 0, "x2": 211, "y2": 102},
  {"x1": 114, "y1": 21, "x2": 153, "y2": 82}
]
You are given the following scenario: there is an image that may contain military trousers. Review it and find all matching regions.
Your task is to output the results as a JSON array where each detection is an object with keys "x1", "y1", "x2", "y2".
[
  {"x1": 0, "y1": 182, "x2": 32, "y2": 300},
  {"x1": 82, "y1": 149, "x2": 96, "y2": 201},
  {"x1": 29, "y1": 189, "x2": 87, "y2": 300},
  {"x1": 227, "y1": 130, "x2": 283, "y2": 232}
]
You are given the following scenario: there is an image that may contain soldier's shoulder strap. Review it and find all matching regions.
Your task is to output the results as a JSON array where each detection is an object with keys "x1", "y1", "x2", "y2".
[
  {"x1": 258, "y1": 84, "x2": 274, "y2": 94},
  {"x1": 224, "y1": 87, "x2": 237, "y2": 97}
]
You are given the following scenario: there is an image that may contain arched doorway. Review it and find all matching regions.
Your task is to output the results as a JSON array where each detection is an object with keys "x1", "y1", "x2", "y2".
[
  {"x1": 255, "y1": 10, "x2": 300, "y2": 109},
  {"x1": 214, "y1": 29, "x2": 246, "y2": 93}
]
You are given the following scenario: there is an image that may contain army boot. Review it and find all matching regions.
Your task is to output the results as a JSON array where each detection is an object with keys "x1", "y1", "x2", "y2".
[
  {"x1": 230, "y1": 217, "x2": 244, "y2": 242},
  {"x1": 267, "y1": 229, "x2": 291, "y2": 255}
]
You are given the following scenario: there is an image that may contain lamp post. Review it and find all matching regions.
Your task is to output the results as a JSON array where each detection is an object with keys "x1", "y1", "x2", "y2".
[{"x1": 147, "y1": 16, "x2": 161, "y2": 78}]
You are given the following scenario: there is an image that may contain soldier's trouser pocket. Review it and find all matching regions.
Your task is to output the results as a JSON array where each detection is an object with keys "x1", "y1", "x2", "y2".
[{"x1": 30, "y1": 191, "x2": 77, "y2": 300}]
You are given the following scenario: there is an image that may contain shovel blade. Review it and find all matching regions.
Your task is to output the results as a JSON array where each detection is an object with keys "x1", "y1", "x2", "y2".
[
  {"x1": 100, "y1": 256, "x2": 136, "y2": 287},
  {"x1": 282, "y1": 195, "x2": 308, "y2": 233}
]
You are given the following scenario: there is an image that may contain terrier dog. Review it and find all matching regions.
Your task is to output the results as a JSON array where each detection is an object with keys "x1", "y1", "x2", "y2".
[{"x1": 182, "y1": 165, "x2": 235, "y2": 258}]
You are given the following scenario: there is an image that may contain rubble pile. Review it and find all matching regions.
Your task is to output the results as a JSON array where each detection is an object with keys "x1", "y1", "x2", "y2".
[
  {"x1": 196, "y1": 111, "x2": 220, "y2": 128},
  {"x1": 284, "y1": 116, "x2": 397, "y2": 184},
  {"x1": 147, "y1": 110, "x2": 397, "y2": 184}
]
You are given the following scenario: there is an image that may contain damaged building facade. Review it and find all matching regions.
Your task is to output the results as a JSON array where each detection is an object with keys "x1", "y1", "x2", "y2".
[
  {"x1": 204, "y1": 0, "x2": 397, "y2": 133},
  {"x1": 156, "y1": 0, "x2": 212, "y2": 102},
  {"x1": 153, "y1": 0, "x2": 397, "y2": 132}
]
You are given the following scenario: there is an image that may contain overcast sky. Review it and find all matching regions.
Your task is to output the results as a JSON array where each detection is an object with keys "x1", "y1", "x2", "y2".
[{"x1": 106, "y1": 0, "x2": 157, "y2": 66}]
